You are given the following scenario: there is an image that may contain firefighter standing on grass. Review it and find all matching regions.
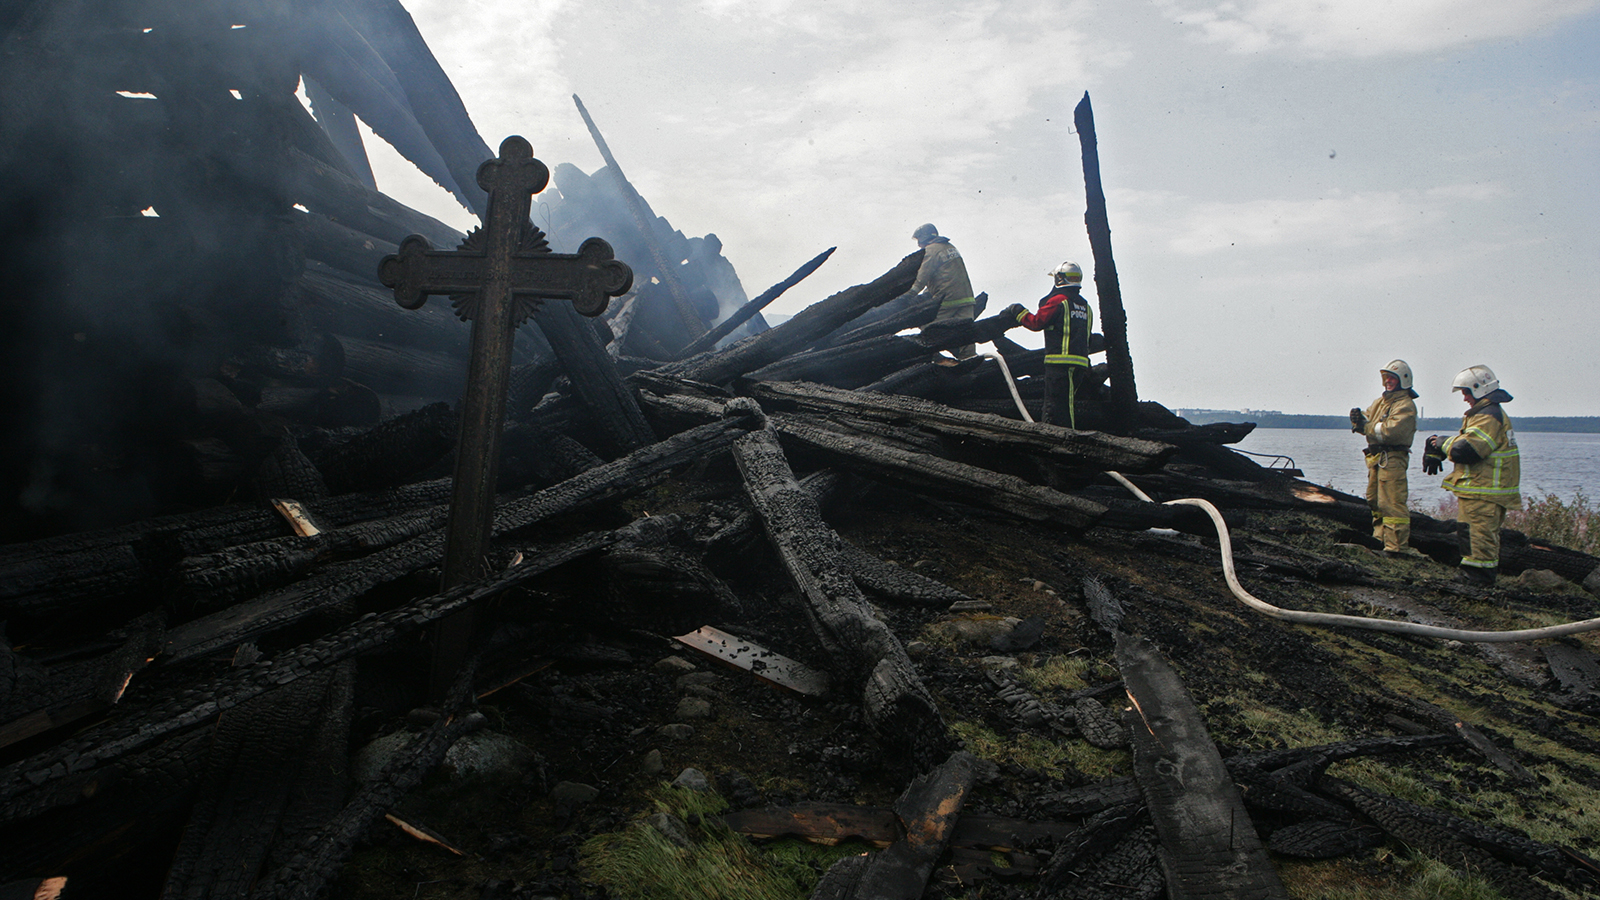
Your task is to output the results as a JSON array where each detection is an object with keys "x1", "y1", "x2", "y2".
[
  {"x1": 1004, "y1": 262, "x2": 1093, "y2": 429},
  {"x1": 1423, "y1": 365, "x2": 1521, "y2": 586},
  {"x1": 1351, "y1": 360, "x2": 1418, "y2": 556}
]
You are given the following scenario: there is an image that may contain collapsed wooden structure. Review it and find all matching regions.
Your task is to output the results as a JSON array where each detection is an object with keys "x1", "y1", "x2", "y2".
[{"x1": 6, "y1": 3, "x2": 1600, "y2": 899}]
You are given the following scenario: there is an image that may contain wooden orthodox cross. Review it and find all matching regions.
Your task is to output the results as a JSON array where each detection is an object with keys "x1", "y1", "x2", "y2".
[{"x1": 379, "y1": 135, "x2": 632, "y2": 697}]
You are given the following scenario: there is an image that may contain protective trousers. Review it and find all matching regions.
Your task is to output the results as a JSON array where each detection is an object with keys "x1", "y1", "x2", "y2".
[
  {"x1": 1043, "y1": 365, "x2": 1087, "y2": 429},
  {"x1": 1364, "y1": 449, "x2": 1410, "y2": 552},
  {"x1": 1457, "y1": 496, "x2": 1506, "y2": 570},
  {"x1": 930, "y1": 298, "x2": 977, "y2": 359}
]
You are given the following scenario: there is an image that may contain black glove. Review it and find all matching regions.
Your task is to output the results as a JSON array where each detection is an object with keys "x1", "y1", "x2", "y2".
[
  {"x1": 1422, "y1": 436, "x2": 1446, "y2": 475},
  {"x1": 1003, "y1": 303, "x2": 1027, "y2": 321},
  {"x1": 1349, "y1": 408, "x2": 1367, "y2": 433}
]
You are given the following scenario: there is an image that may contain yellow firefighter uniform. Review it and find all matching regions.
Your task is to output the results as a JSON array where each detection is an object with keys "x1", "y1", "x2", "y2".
[
  {"x1": 1441, "y1": 394, "x2": 1520, "y2": 570},
  {"x1": 1362, "y1": 388, "x2": 1417, "y2": 553}
]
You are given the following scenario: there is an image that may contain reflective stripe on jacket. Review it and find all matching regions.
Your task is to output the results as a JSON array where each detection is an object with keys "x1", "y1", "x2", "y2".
[
  {"x1": 1442, "y1": 400, "x2": 1520, "y2": 508},
  {"x1": 1363, "y1": 389, "x2": 1417, "y2": 452},
  {"x1": 911, "y1": 238, "x2": 975, "y2": 311},
  {"x1": 1016, "y1": 288, "x2": 1092, "y2": 367}
]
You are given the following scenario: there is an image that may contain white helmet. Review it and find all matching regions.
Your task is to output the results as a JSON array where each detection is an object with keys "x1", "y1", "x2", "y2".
[
  {"x1": 1452, "y1": 364, "x2": 1500, "y2": 399},
  {"x1": 1380, "y1": 359, "x2": 1413, "y2": 391},
  {"x1": 912, "y1": 223, "x2": 938, "y2": 245},
  {"x1": 1051, "y1": 261, "x2": 1083, "y2": 288}
]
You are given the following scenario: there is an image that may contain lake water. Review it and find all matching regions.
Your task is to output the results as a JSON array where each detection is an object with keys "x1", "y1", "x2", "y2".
[{"x1": 1232, "y1": 428, "x2": 1600, "y2": 509}]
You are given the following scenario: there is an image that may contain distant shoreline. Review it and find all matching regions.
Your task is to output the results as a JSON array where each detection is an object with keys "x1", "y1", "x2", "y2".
[{"x1": 1177, "y1": 410, "x2": 1600, "y2": 434}]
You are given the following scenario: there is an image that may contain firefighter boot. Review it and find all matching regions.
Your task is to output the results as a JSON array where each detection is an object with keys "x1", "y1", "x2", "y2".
[{"x1": 1454, "y1": 566, "x2": 1497, "y2": 587}]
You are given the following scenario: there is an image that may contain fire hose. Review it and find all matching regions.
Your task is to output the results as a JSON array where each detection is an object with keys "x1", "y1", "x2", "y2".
[{"x1": 982, "y1": 353, "x2": 1600, "y2": 642}]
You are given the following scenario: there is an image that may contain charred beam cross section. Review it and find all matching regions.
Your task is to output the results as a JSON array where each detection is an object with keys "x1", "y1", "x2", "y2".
[{"x1": 378, "y1": 135, "x2": 632, "y2": 696}]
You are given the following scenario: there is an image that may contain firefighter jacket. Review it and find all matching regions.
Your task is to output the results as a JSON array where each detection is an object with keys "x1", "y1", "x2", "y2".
[
  {"x1": 1441, "y1": 389, "x2": 1520, "y2": 509},
  {"x1": 1362, "y1": 388, "x2": 1418, "y2": 453},
  {"x1": 910, "y1": 237, "x2": 975, "y2": 313},
  {"x1": 1015, "y1": 287, "x2": 1092, "y2": 367}
]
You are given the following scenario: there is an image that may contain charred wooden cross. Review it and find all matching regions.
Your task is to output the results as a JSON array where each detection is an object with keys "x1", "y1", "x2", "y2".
[{"x1": 379, "y1": 135, "x2": 632, "y2": 695}]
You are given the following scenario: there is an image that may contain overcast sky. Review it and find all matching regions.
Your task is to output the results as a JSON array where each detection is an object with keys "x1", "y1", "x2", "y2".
[{"x1": 362, "y1": 0, "x2": 1600, "y2": 418}]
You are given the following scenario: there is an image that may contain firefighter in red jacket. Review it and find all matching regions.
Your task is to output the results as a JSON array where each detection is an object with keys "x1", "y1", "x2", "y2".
[{"x1": 1005, "y1": 262, "x2": 1093, "y2": 428}]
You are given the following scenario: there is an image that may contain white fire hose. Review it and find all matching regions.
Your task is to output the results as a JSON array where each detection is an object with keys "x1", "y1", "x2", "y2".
[{"x1": 983, "y1": 353, "x2": 1600, "y2": 643}]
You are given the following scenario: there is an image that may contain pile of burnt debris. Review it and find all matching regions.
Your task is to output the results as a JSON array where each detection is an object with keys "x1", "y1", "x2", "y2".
[{"x1": 9, "y1": 3, "x2": 1600, "y2": 899}]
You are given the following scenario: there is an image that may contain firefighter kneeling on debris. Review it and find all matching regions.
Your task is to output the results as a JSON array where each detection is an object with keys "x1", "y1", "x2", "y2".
[
  {"x1": 1005, "y1": 262, "x2": 1093, "y2": 429},
  {"x1": 1350, "y1": 359, "x2": 1418, "y2": 557},
  {"x1": 1423, "y1": 364, "x2": 1521, "y2": 587}
]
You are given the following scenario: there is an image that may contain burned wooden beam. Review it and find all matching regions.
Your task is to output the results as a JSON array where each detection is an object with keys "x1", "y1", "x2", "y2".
[
  {"x1": 677, "y1": 247, "x2": 836, "y2": 358},
  {"x1": 531, "y1": 299, "x2": 656, "y2": 457},
  {"x1": 250, "y1": 665, "x2": 485, "y2": 900},
  {"x1": 750, "y1": 380, "x2": 1176, "y2": 472},
  {"x1": 772, "y1": 414, "x2": 1107, "y2": 531},
  {"x1": 161, "y1": 665, "x2": 353, "y2": 899},
  {"x1": 1074, "y1": 92, "x2": 1138, "y2": 427},
  {"x1": 0, "y1": 531, "x2": 617, "y2": 823},
  {"x1": 666, "y1": 252, "x2": 923, "y2": 386},
  {"x1": 732, "y1": 424, "x2": 951, "y2": 769},
  {"x1": 817, "y1": 752, "x2": 979, "y2": 900},
  {"x1": 744, "y1": 309, "x2": 1021, "y2": 388},
  {"x1": 1115, "y1": 632, "x2": 1289, "y2": 899},
  {"x1": 162, "y1": 406, "x2": 761, "y2": 663}
]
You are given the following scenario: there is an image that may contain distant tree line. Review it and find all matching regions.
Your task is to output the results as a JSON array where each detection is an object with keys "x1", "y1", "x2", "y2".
[{"x1": 1177, "y1": 410, "x2": 1600, "y2": 434}]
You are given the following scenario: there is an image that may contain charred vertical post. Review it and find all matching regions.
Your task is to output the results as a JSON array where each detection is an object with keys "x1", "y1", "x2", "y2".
[
  {"x1": 573, "y1": 94, "x2": 707, "y2": 342},
  {"x1": 1074, "y1": 92, "x2": 1138, "y2": 427}
]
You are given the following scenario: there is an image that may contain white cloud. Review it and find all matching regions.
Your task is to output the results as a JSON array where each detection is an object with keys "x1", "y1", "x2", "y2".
[
  {"x1": 1156, "y1": 0, "x2": 1600, "y2": 56},
  {"x1": 1118, "y1": 182, "x2": 1508, "y2": 256}
]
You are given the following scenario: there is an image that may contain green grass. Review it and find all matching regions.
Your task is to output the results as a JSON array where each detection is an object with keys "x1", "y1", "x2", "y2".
[
  {"x1": 1281, "y1": 853, "x2": 1509, "y2": 900},
  {"x1": 579, "y1": 786, "x2": 864, "y2": 900}
]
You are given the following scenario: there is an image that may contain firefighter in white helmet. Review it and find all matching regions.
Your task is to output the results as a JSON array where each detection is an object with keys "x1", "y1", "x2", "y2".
[
  {"x1": 1422, "y1": 365, "x2": 1520, "y2": 586},
  {"x1": 1004, "y1": 262, "x2": 1094, "y2": 428},
  {"x1": 1349, "y1": 360, "x2": 1418, "y2": 556},
  {"x1": 910, "y1": 223, "x2": 979, "y2": 359}
]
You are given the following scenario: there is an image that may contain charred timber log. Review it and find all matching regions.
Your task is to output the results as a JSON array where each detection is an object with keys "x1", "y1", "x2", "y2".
[
  {"x1": 249, "y1": 665, "x2": 484, "y2": 900},
  {"x1": 706, "y1": 468, "x2": 970, "y2": 606},
  {"x1": 1318, "y1": 777, "x2": 1569, "y2": 900},
  {"x1": 333, "y1": 334, "x2": 467, "y2": 400},
  {"x1": 294, "y1": 213, "x2": 393, "y2": 282},
  {"x1": 310, "y1": 401, "x2": 459, "y2": 496},
  {"x1": 294, "y1": 263, "x2": 467, "y2": 359},
  {"x1": 745, "y1": 309, "x2": 1021, "y2": 388},
  {"x1": 1115, "y1": 632, "x2": 1289, "y2": 899},
  {"x1": 860, "y1": 357, "x2": 985, "y2": 401},
  {"x1": 677, "y1": 247, "x2": 837, "y2": 359},
  {"x1": 815, "y1": 293, "x2": 939, "y2": 351},
  {"x1": 815, "y1": 752, "x2": 978, "y2": 900},
  {"x1": 161, "y1": 665, "x2": 353, "y2": 899},
  {"x1": 288, "y1": 147, "x2": 462, "y2": 251},
  {"x1": 0, "y1": 725, "x2": 216, "y2": 886},
  {"x1": 749, "y1": 380, "x2": 1175, "y2": 472},
  {"x1": 772, "y1": 414, "x2": 1107, "y2": 531},
  {"x1": 162, "y1": 408, "x2": 762, "y2": 661},
  {"x1": 1317, "y1": 777, "x2": 1600, "y2": 895},
  {"x1": 1036, "y1": 804, "x2": 1159, "y2": 899},
  {"x1": 302, "y1": 77, "x2": 376, "y2": 189},
  {"x1": 0, "y1": 614, "x2": 164, "y2": 751},
  {"x1": 531, "y1": 300, "x2": 655, "y2": 457},
  {"x1": 0, "y1": 532, "x2": 617, "y2": 825},
  {"x1": 1134, "y1": 422, "x2": 1255, "y2": 447},
  {"x1": 732, "y1": 425, "x2": 951, "y2": 770},
  {"x1": 325, "y1": 0, "x2": 497, "y2": 218},
  {"x1": 1074, "y1": 93, "x2": 1138, "y2": 426},
  {"x1": 667, "y1": 252, "x2": 923, "y2": 386},
  {"x1": 0, "y1": 480, "x2": 465, "y2": 623}
]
